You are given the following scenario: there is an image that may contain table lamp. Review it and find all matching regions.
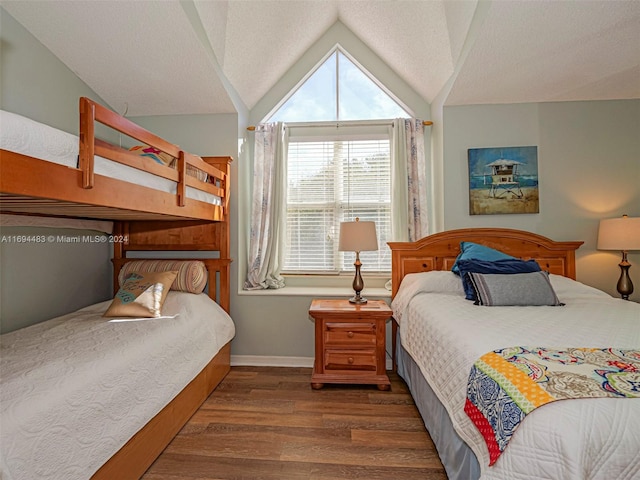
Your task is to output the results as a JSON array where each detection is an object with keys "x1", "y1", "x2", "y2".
[
  {"x1": 597, "y1": 214, "x2": 640, "y2": 300},
  {"x1": 339, "y1": 218, "x2": 378, "y2": 304}
]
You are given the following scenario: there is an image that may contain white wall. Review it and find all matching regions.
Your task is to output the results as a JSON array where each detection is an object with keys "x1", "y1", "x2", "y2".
[{"x1": 443, "y1": 100, "x2": 640, "y2": 301}]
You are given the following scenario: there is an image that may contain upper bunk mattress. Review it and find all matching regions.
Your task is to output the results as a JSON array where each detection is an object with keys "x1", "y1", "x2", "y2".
[
  {"x1": 0, "y1": 109, "x2": 221, "y2": 206},
  {"x1": 0, "y1": 291, "x2": 235, "y2": 480}
]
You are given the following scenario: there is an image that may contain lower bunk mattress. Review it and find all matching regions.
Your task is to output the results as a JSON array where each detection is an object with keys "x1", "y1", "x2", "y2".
[{"x1": 0, "y1": 291, "x2": 235, "y2": 480}]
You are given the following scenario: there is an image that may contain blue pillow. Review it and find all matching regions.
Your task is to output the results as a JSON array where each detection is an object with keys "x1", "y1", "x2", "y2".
[
  {"x1": 451, "y1": 242, "x2": 516, "y2": 275},
  {"x1": 456, "y1": 258, "x2": 542, "y2": 301}
]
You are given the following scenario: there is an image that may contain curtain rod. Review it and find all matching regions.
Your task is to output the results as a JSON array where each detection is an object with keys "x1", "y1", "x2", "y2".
[{"x1": 246, "y1": 120, "x2": 433, "y2": 131}]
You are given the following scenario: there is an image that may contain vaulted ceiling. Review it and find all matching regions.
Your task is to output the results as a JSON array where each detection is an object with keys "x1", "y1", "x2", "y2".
[{"x1": 2, "y1": 0, "x2": 639, "y2": 117}]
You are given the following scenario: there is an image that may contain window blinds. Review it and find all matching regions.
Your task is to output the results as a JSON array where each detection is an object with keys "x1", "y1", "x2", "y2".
[{"x1": 284, "y1": 138, "x2": 391, "y2": 273}]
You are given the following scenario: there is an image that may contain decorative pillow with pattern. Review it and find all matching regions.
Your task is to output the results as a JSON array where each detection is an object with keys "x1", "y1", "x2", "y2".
[
  {"x1": 104, "y1": 270, "x2": 178, "y2": 318},
  {"x1": 129, "y1": 145, "x2": 175, "y2": 166},
  {"x1": 129, "y1": 145, "x2": 208, "y2": 182}
]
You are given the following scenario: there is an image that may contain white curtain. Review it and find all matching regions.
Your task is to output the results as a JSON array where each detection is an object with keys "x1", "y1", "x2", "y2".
[
  {"x1": 244, "y1": 122, "x2": 287, "y2": 290},
  {"x1": 391, "y1": 118, "x2": 429, "y2": 242}
]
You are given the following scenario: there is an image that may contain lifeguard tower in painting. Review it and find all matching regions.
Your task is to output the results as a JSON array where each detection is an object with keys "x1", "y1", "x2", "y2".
[{"x1": 485, "y1": 159, "x2": 524, "y2": 198}]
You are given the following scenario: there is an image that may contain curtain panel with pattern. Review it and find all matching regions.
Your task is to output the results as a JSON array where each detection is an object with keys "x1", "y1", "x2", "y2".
[{"x1": 244, "y1": 119, "x2": 429, "y2": 290}]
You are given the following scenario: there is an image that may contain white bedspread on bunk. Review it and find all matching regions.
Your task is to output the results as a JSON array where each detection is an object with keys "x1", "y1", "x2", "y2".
[
  {"x1": 0, "y1": 109, "x2": 221, "y2": 206},
  {"x1": 0, "y1": 291, "x2": 235, "y2": 480},
  {"x1": 392, "y1": 271, "x2": 640, "y2": 480}
]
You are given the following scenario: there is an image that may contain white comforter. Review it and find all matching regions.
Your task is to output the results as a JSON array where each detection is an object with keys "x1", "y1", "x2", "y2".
[
  {"x1": 393, "y1": 271, "x2": 640, "y2": 480},
  {"x1": 0, "y1": 292, "x2": 235, "y2": 480}
]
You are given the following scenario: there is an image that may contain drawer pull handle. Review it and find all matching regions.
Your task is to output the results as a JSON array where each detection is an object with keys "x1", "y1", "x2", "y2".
[
  {"x1": 348, "y1": 357, "x2": 354, "y2": 364},
  {"x1": 347, "y1": 331, "x2": 354, "y2": 338}
]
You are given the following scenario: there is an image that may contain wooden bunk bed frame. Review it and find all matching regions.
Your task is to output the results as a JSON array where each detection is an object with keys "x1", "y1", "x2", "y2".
[
  {"x1": 0, "y1": 97, "x2": 230, "y2": 221},
  {"x1": 1, "y1": 99, "x2": 234, "y2": 479}
]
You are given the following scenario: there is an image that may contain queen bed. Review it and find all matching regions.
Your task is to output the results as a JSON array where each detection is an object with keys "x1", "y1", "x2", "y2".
[{"x1": 389, "y1": 228, "x2": 640, "y2": 480}]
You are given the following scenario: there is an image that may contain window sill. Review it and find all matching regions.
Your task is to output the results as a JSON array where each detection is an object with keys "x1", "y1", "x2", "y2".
[{"x1": 238, "y1": 286, "x2": 391, "y2": 298}]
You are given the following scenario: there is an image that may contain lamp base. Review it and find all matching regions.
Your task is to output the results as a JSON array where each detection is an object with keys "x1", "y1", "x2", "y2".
[
  {"x1": 349, "y1": 294, "x2": 368, "y2": 304},
  {"x1": 617, "y1": 252, "x2": 633, "y2": 300},
  {"x1": 349, "y1": 253, "x2": 367, "y2": 304}
]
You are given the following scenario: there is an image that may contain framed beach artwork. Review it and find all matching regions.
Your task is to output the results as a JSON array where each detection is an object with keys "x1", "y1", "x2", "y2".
[{"x1": 468, "y1": 146, "x2": 539, "y2": 215}]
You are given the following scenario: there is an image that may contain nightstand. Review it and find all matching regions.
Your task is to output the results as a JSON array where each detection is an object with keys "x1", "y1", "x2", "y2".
[{"x1": 309, "y1": 299, "x2": 392, "y2": 391}]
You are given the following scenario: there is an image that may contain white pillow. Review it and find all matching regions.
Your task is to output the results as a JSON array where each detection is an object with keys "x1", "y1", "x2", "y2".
[
  {"x1": 392, "y1": 271, "x2": 464, "y2": 323},
  {"x1": 548, "y1": 274, "x2": 612, "y2": 300}
]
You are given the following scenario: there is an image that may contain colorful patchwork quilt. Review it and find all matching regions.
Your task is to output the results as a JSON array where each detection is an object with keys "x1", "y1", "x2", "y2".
[{"x1": 464, "y1": 347, "x2": 640, "y2": 466}]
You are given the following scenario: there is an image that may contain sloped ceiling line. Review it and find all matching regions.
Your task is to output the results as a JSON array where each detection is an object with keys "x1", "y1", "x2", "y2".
[
  {"x1": 182, "y1": 0, "x2": 248, "y2": 116},
  {"x1": 2, "y1": 0, "x2": 638, "y2": 116}
]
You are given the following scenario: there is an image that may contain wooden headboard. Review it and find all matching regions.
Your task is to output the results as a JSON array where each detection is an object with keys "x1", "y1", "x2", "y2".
[
  {"x1": 388, "y1": 228, "x2": 583, "y2": 298},
  {"x1": 111, "y1": 219, "x2": 232, "y2": 313}
]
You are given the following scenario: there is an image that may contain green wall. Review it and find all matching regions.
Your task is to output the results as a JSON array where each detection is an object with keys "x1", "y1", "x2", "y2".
[
  {"x1": 0, "y1": 8, "x2": 114, "y2": 139},
  {"x1": 443, "y1": 100, "x2": 640, "y2": 301},
  {"x1": 0, "y1": 9, "x2": 114, "y2": 332},
  {"x1": 0, "y1": 226, "x2": 112, "y2": 333},
  {"x1": 2, "y1": 5, "x2": 637, "y2": 352}
]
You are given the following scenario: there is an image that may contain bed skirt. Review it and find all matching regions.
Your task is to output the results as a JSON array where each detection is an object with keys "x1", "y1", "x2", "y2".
[{"x1": 397, "y1": 335, "x2": 481, "y2": 480}]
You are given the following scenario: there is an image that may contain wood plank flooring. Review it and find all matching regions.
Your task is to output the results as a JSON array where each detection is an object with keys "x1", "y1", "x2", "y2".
[{"x1": 143, "y1": 366, "x2": 447, "y2": 480}]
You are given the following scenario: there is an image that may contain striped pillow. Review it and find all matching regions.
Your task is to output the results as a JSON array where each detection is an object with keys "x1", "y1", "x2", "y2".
[
  {"x1": 118, "y1": 260, "x2": 208, "y2": 294},
  {"x1": 468, "y1": 271, "x2": 563, "y2": 306}
]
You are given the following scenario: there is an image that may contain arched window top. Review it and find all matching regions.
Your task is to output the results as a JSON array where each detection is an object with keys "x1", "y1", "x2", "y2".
[{"x1": 267, "y1": 47, "x2": 411, "y2": 123}]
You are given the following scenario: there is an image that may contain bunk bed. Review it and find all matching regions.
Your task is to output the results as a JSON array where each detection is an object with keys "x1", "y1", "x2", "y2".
[
  {"x1": 389, "y1": 228, "x2": 640, "y2": 480},
  {"x1": 1, "y1": 97, "x2": 229, "y2": 222},
  {"x1": 0, "y1": 98, "x2": 234, "y2": 479}
]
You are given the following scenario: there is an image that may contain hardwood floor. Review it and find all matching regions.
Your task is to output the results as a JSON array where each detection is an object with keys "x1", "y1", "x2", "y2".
[{"x1": 143, "y1": 366, "x2": 447, "y2": 480}]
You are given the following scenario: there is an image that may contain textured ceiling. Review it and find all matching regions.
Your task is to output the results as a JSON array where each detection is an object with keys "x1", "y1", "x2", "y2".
[
  {"x1": 2, "y1": 0, "x2": 639, "y2": 117},
  {"x1": 446, "y1": 0, "x2": 640, "y2": 105}
]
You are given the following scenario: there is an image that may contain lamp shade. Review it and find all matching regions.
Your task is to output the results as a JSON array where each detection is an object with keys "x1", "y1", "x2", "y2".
[
  {"x1": 597, "y1": 216, "x2": 640, "y2": 251},
  {"x1": 338, "y1": 219, "x2": 378, "y2": 252}
]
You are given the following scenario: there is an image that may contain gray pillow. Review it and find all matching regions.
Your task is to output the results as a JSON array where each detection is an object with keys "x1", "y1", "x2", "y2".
[{"x1": 468, "y1": 271, "x2": 564, "y2": 306}]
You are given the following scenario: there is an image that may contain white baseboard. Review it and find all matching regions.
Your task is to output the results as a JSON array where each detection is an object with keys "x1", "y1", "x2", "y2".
[
  {"x1": 231, "y1": 355, "x2": 394, "y2": 370},
  {"x1": 231, "y1": 355, "x2": 314, "y2": 368}
]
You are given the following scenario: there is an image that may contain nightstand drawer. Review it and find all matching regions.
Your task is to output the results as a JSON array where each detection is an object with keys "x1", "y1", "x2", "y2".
[
  {"x1": 324, "y1": 349, "x2": 377, "y2": 371},
  {"x1": 324, "y1": 322, "x2": 376, "y2": 346}
]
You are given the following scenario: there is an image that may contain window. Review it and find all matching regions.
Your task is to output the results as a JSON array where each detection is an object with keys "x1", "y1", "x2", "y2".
[
  {"x1": 262, "y1": 45, "x2": 411, "y2": 278},
  {"x1": 284, "y1": 129, "x2": 391, "y2": 274},
  {"x1": 268, "y1": 48, "x2": 409, "y2": 122}
]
